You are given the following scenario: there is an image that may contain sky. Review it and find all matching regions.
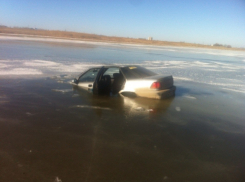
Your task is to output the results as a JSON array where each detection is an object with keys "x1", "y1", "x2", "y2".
[{"x1": 0, "y1": 0, "x2": 245, "y2": 47}]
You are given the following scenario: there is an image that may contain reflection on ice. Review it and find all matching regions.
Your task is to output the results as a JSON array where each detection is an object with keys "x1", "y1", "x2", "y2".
[
  {"x1": 72, "y1": 86, "x2": 175, "y2": 118},
  {"x1": 69, "y1": 80, "x2": 245, "y2": 135},
  {"x1": 52, "y1": 89, "x2": 73, "y2": 93},
  {"x1": 174, "y1": 77, "x2": 194, "y2": 81},
  {"x1": 26, "y1": 112, "x2": 34, "y2": 116},
  {"x1": 183, "y1": 95, "x2": 196, "y2": 99},
  {"x1": 0, "y1": 68, "x2": 42, "y2": 75},
  {"x1": 24, "y1": 60, "x2": 59, "y2": 67},
  {"x1": 0, "y1": 95, "x2": 8, "y2": 104},
  {"x1": 0, "y1": 59, "x2": 102, "y2": 76},
  {"x1": 175, "y1": 107, "x2": 181, "y2": 111},
  {"x1": 74, "y1": 105, "x2": 112, "y2": 110},
  {"x1": 134, "y1": 107, "x2": 145, "y2": 111}
]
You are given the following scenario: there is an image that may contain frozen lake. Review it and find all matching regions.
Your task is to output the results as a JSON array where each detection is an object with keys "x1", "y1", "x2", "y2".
[{"x1": 0, "y1": 36, "x2": 245, "y2": 182}]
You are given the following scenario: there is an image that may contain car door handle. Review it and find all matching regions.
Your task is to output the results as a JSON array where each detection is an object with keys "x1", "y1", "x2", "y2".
[{"x1": 88, "y1": 84, "x2": 92, "y2": 87}]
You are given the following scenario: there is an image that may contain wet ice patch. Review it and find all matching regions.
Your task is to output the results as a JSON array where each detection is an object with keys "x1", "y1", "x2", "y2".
[
  {"x1": 222, "y1": 88, "x2": 245, "y2": 94},
  {"x1": 54, "y1": 177, "x2": 62, "y2": 182},
  {"x1": 174, "y1": 77, "x2": 194, "y2": 81},
  {"x1": 0, "y1": 63, "x2": 9, "y2": 68},
  {"x1": 0, "y1": 59, "x2": 102, "y2": 76},
  {"x1": 143, "y1": 59, "x2": 245, "y2": 94},
  {"x1": 0, "y1": 68, "x2": 42, "y2": 75},
  {"x1": 182, "y1": 48, "x2": 245, "y2": 57},
  {"x1": 204, "y1": 69, "x2": 223, "y2": 72},
  {"x1": 144, "y1": 60, "x2": 243, "y2": 71},
  {"x1": 26, "y1": 112, "x2": 34, "y2": 116},
  {"x1": 134, "y1": 107, "x2": 145, "y2": 111},
  {"x1": 183, "y1": 95, "x2": 196, "y2": 99},
  {"x1": 74, "y1": 105, "x2": 112, "y2": 110},
  {"x1": 72, "y1": 94, "x2": 80, "y2": 97},
  {"x1": 24, "y1": 60, "x2": 59, "y2": 67},
  {"x1": 52, "y1": 89, "x2": 73, "y2": 93},
  {"x1": 0, "y1": 95, "x2": 8, "y2": 104},
  {"x1": 175, "y1": 107, "x2": 181, "y2": 111}
]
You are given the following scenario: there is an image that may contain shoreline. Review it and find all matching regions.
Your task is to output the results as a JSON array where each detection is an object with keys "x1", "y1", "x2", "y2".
[
  {"x1": 0, "y1": 27, "x2": 244, "y2": 52},
  {"x1": 1, "y1": 33, "x2": 244, "y2": 53}
]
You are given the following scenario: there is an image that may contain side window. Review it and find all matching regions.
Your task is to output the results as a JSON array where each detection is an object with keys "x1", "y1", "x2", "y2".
[
  {"x1": 78, "y1": 68, "x2": 99, "y2": 82},
  {"x1": 103, "y1": 68, "x2": 120, "y2": 78}
]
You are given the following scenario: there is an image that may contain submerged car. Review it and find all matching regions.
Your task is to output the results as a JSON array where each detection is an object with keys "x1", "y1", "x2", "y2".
[{"x1": 72, "y1": 65, "x2": 176, "y2": 99}]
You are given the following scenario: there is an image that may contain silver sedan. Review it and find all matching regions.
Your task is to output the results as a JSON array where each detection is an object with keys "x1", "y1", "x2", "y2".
[{"x1": 72, "y1": 65, "x2": 176, "y2": 99}]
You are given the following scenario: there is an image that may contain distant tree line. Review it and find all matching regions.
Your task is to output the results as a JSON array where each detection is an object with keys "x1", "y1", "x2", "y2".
[{"x1": 213, "y1": 43, "x2": 232, "y2": 48}]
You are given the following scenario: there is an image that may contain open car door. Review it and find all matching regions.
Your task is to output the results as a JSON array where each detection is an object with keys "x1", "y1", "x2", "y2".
[{"x1": 77, "y1": 68, "x2": 101, "y2": 92}]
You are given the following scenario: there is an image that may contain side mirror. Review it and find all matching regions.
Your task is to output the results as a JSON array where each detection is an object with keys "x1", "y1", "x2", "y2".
[{"x1": 72, "y1": 78, "x2": 78, "y2": 84}]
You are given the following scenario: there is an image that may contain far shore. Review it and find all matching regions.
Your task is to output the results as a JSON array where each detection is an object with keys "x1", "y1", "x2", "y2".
[{"x1": 0, "y1": 27, "x2": 244, "y2": 51}]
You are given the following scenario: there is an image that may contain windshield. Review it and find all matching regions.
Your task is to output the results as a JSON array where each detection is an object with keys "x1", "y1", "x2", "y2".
[{"x1": 120, "y1": 66, "x2": 157, "y2": 79}]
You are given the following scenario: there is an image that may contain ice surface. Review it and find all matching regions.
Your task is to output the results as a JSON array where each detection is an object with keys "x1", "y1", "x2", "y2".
[
  {"x1": 1, "y1": 57, "x2": 244, "y2": 93},
  {"x1": 0, "y1": 36, "x2": 244, "y2": 94}
]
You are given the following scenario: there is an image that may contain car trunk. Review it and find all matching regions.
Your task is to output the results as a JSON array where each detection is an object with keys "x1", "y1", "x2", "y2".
[{"x1": 144, "y1": 75, "x2": 174, "y2": 90}]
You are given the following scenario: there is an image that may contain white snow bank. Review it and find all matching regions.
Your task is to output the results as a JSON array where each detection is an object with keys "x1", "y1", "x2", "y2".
[
  {"x1": 24, "y1": 60, "x2": 59, "y2": 67},
  {"x1": 0, "y1": 59, "x2": 102, "y2": 75},
  {"x1": 0, "y1": 68, "x2": 42, "y2": 75}
]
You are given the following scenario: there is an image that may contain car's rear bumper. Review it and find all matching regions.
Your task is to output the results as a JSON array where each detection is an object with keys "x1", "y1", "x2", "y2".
[
  {"x1": 134, "y1": 86, "x2": 176, "y2": 99},
  {"x1": 156, "y1": 86, "x2": 176, "y2": 99}
]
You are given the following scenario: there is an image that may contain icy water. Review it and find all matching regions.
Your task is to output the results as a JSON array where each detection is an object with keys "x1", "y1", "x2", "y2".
[{"x1": 0, "y1": 37, "x2": 245, "y2": 182}]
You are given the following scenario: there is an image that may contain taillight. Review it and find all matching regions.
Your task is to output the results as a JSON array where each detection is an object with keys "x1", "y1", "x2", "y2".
[{"x1": 150, "y1": 82, "x2": 161, "y2": 89}]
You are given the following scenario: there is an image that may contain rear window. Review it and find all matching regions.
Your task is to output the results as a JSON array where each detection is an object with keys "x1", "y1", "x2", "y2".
[{"x1": 120, "y1": 66, "x2": 157, "y2": 79}]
